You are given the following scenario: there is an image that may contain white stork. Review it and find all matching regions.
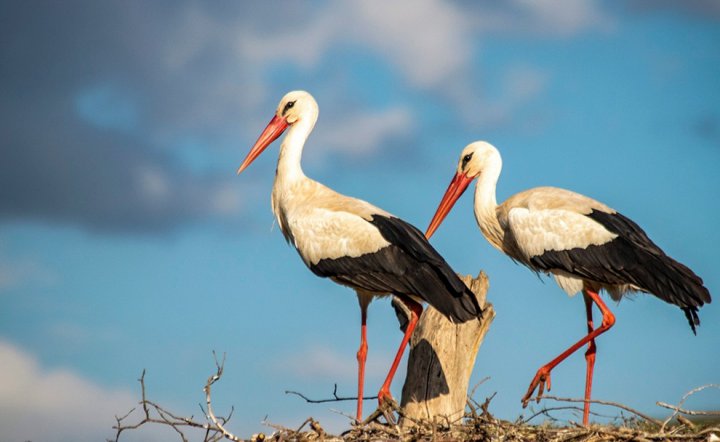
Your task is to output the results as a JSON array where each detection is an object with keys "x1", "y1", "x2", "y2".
[
  {"x1": 237, "y1": 91, "x2": 482, "y2": 421},
  {"x1": 425, "y1": 141, "x2": 711, "y2": 426}
]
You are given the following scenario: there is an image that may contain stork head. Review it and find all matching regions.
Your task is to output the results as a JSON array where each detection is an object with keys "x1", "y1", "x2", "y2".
[
  {"x1": 237, "y1": 90, "x2": 318, "y2": 174},
  {"x1": 425, "y1": 141, "x2": 501, "y2": 238}
]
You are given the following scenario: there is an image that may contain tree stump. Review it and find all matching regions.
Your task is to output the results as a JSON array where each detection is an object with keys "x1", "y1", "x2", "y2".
[{"x1": 392, "y1": 271, "x2": 495, "y2": 427}]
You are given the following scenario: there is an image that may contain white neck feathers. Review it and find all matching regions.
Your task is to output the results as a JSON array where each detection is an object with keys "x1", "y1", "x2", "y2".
[
  {"x1": 275, "y1": 108, "x2": 318, "y2": 185},
  {"x1": 473, "y1": 155, "x2": 505, "y2": 251}
]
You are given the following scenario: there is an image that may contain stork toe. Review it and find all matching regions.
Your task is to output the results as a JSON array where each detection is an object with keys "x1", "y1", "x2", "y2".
[{"x1": 522, "y1": 366, "x2": 552, "y2": 407}]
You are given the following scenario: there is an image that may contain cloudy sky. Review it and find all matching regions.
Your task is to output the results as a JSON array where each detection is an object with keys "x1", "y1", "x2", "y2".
[{"x1": 1, "y1": 1, "x2": 719, "y2": 440}]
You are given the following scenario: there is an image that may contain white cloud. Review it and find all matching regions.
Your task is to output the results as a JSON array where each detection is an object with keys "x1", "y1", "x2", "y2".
[
  {"x1": 209, "y1": 182, "x2": 245, "y2": 215},
  {"x1": 504, "y1": 65, "x2": 549, "y2": 102},
  {"x1": 135, "y1": 165, "x2": 170, "y2": 202},
  {"x1": 234, "y1": 0, "x2": 609, "y2": 91},
  {"x1": 459, "y1": 64, "x2": 550, "y2": 128},
  {"x1": 235, "y1": 0, "x2": 472, "y2": 92},
  {"x1": 162, "y1": 5, "x2": 218, "y2": 71},
  {"x1": 142, "y1": 1, "x2": 613, "y2": 141},
  {"x1": 228, "y1": 0, "x2": 610, "y2": 127},
  {"x1": 314, "y1": 107, "x2": 414, "y2": 157},
  {"x1": 470, "y1": 0, "x2": 612, "y2": 36},
  {"x1": 0, "y1": 340, "x2": 144, "y2": 442},
  {"x1": 343, "y1": 0, "x2": 472, "y2": 89},
  {"x1": 508, "y1": 0, "x2": 612, "y2": 35},
  {"x1": 236, "y1": 10, "x2": 336, "y2": 70}
]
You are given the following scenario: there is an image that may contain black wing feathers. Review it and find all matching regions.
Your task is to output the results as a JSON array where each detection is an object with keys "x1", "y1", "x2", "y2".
[
  {"x1": 311, "y1": 215, "x2": 482, "y2": 323},
  {"x1": 530, "y1": 209, "x2": 710, "y2": 333}
]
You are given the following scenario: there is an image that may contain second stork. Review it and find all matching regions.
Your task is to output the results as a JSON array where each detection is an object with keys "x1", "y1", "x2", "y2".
[{"x1": 425, "y1": 141, "x2": 711, "y2": 426}]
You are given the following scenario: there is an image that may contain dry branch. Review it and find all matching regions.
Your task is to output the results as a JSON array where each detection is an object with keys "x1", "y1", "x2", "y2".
[
  {"x1": 111, "y1": 354, "x2": 243, "y2": 442},
  {"x1": 397, "y1": 271, "x2": 495, "y2": 427},
  {"x1": 536, "y1": 394, "x2": 663, "y2": 426},
  {"x1": 203, "y1": 352, "x2": 243, "y2": 441},
  {"x1": 658, "y1": 403, "x2": 720, "y2": 417},
  {"x1": 659, "y1": 384, "x2": 720, "y2": 432},
  {"x1": 285, "y1": 383, "x2": 376, "y2": 404}
]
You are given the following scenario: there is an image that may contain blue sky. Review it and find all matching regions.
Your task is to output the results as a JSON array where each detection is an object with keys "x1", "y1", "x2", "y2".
[{"x1": 1, "y1": 1, "x2": 719, "y2": 440}]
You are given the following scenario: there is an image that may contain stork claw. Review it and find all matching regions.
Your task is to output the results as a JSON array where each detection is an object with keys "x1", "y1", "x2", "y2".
[
  {"x1": 380, "y1": 398, "x2": 399, "y2": 426},
  {"x1": 521, "y1": 366, "x2": 552, "y2": 407},
  {"x1": 361, "y1": 395, "x2": 400, "y2": 426},
  {"x1": 378, "y1": 390, "x2": 399, "y2": 425}
]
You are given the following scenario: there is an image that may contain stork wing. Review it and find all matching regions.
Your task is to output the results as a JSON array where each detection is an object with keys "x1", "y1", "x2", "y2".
[
  {"x1": 310, "y1": 214, "x2": 482, "y2": 323},
  {"x1": 508, "y1": 207, "x2": 710, "y2": 321},
  {"x1": 506, "y1": 207, "x2": 618, "y2": 261}
]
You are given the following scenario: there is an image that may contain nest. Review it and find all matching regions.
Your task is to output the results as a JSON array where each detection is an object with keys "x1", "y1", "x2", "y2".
[
  {"x1": 112, "y1": 363, "x2": 719, "y2": 442},
  {"x1": 259, "y1": 409, "x2": 720, "y2": 442}
]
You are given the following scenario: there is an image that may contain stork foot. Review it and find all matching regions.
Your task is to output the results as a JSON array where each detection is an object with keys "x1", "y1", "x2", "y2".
[
  {"x1": 361, "y1": 402, "x2": 399, "y2": 426},
  {"x1": 379, "y1": 397, "x2": 399, "y2": 426},
  {"x1": 521, "y1": 365, "x2": 553, "y2": 407},
  {"x1": 361, "y1": 392, "x2": 400, "y2": 426},
  {"x1": 377, "y1": 387, "x2": 395, "y2": 407}
]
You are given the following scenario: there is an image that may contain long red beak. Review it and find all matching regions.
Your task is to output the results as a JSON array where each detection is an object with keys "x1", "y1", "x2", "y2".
[
  {"x1": 425, "y1": 172, "x2": 473, "y2": 239},
  {"x1": 237, "y1": 115, "x2": 289, "y2": 174}
]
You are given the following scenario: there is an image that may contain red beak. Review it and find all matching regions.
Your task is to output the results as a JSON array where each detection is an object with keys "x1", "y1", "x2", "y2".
[
  {"x1": 425, "y1": 172, "x2": 473, "y2": 239},
  {"x1": 237, "y1": 115, "x2": 289, "y2": 174}
]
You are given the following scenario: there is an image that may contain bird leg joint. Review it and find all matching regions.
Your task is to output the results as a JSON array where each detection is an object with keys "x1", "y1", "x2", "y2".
[
  {"x1": 356, "y1": 341, "x2": 368, "y2": 363},
  {"x1": 601, "y1": 310, "x2": 616, "y2": 329}
]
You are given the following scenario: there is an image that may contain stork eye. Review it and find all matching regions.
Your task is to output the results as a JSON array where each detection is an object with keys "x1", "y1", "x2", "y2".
[
  {"x1": 461, "y1": 153, "x2": 473, "y2": 168},
  {"x1": 282, "y1": 100, "x2": 296, "y2": 115}
]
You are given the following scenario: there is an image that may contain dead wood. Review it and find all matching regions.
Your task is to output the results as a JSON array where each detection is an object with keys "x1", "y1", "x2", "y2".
[{"x1": 394, "y1": 271, "x2": 495, "y2": 427}]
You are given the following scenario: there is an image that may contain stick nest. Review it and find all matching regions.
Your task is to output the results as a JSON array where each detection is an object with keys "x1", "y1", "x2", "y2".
[{"x1": 259, "y1": 409, "x2": 719, "y2": 442}]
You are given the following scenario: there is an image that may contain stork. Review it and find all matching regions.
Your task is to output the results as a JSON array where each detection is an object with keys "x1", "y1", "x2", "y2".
[
  {"x1": 237, "y1": 91, "x2": 482, "y2": 421},
  {"x1": 425, "y1": 141, "x2": 711, "y2": 426}
]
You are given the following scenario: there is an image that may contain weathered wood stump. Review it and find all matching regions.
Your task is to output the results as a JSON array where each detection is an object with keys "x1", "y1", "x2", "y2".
[{"x1": 392, "y1": 271, "x2": 495, "y2": 427}]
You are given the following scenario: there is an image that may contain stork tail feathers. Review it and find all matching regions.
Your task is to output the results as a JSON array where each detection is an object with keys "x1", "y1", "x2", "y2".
[
  {"x1": 586, "y1": 210, "x2": 711, "y2": 331},
  {"x1": 683, "y1": 307, "x2": 701, "y2": 335},
  {"x1": 368, "y1": 215, "x2": 483, "y2": 322}
]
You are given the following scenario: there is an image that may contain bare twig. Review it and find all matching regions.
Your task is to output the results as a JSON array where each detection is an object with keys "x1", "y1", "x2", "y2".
[
  {"x1": 112, "y1": 355, "x2": 243, "y2": 442},
  {"x1": 660, "y1": 384, "x2": 720, "y2": 432},
  {"x1": 521, "y1": 405, "x2": 610, "y2": 424},
  {"x1": 657, "y1": 402, "x2": 720, "y2": 416},
  {"x1": 285, "y1": 383, "x2": 377, "y2": 403},
  {"x1": 203, "y1": 351, "x2": 243, "y2": 442},
  {"x1": 468, "y1": 376, "x2": 491, "y2": 400},
  {"x1": 537, "y1": 394, "x2": 662, "y2": 426},
  {"x1": 113, "y1": 369, "x2": 216, "y2": 442}
]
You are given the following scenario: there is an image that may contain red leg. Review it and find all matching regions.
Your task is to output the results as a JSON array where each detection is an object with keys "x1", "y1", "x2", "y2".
[
  {"x1": 356, "y1": 295, "x2": 370, "y2": 421},
  {"x1": 582, "y1": 291, "x2": 597, "y2": 426},
  {"x1": 377, "y1": 295, "x2": 423, "y2": 405},
  {"x1": 521, "y1": 287, "x2": 615, "y2": 418}
]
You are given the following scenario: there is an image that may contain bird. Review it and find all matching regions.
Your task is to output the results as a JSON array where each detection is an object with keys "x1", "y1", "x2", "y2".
[
  {"x1": 424, "y1": 141, "x2": 711, "y2": 426},
  {"x1": 237, "y1": 91, "x2": 482, "y2": 422}
]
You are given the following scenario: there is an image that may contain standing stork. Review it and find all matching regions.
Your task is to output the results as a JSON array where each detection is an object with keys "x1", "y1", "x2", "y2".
[
  {"x1": 425, "y1": 141, "x2": 711, "y2": 426},
  {"x1": 237, "y1": 91, "x2": 482, "y2": 421}
]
